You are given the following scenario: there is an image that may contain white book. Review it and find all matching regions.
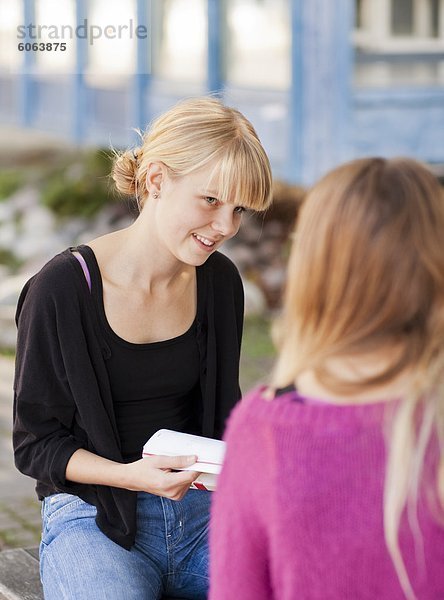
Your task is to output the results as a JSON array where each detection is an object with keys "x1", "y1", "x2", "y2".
[{"x1": 142, "y1": 429, "x2": 226, "y2": 491}]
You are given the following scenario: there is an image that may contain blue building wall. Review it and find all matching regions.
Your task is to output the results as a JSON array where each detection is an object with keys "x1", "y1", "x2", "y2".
[
  {"x1": 353, "y1": 88, "x2": 444, "y2": 164},
  {"x1": 1, "y1": 0, "x2": 443, "y2": 184}
]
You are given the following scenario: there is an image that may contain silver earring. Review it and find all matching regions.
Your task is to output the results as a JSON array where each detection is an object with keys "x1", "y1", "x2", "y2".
[{"x1": 152, "y1": 192, "x2": 159, "y2": 199}]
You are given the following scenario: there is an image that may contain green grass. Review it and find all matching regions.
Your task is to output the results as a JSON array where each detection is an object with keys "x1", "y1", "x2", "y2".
[
  {"x1": 41, "y1": 149, "x2": 118, "y2": 218},
  {"x1": 0, "y1": 248, "x2": 23, "y2": 272},
  {"x1": 240, "y1": 316, "x2": 276, "y2": 391},
  {"x1": 0, "y1": 170, "x2": 22, "y2": 201},
  {"x1": 0, "y1": 348, "x2": 15, "y2": 358},
  {"x1": 242, "y1": 316, "x2": 275, "y2": 358}
]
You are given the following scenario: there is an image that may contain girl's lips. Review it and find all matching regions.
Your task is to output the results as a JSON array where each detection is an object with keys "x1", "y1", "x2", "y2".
[{"x1": 192, "y1": 233, "x2": 216, "y2": 252}]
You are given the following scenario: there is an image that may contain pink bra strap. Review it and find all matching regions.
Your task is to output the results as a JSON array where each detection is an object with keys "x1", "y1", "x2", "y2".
[{"x1": 73, "y1": 251, "x2": 91, "y2": 292}]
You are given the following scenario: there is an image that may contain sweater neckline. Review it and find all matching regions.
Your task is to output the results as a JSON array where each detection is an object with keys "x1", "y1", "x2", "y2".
[{"x1": 245, "y1": 385, "x2": 399, "y2": 431}]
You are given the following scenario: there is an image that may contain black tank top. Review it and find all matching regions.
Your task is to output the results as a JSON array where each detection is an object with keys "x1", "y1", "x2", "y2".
[{"x1": 81, "y1": 246, "x2": 201, "y2": 462}]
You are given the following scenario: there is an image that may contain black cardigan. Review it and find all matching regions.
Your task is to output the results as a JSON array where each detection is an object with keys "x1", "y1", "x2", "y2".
[{"x1": 13, "y1": 247, "x2": 244, "y2": 549}]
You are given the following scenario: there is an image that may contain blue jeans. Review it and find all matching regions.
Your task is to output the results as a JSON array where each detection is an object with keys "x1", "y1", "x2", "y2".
[{"x1": 40, "y1": 490, "x2": 211, "y2": 599}]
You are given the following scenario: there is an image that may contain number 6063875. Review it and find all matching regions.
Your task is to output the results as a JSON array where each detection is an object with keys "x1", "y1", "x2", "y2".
[{"x1": 18, "y1": 42, "x2": 67, "y2": 51}]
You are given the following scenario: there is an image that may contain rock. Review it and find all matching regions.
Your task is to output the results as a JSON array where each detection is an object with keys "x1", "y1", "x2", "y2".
[
  {"x1": 21, "y1": 204, "x2": 56, "y2": 236},
  {"x1": 238, "y1": 219, "x2": 264, "y2": 245},
  {"x1": 9, "y1": 186, "x2": 40, "y2": 212},
  {"x1": 0, "y1": 222, "x2": 17, "y2": 248},
  {"x1": 0, "y1": 198, "x2": 14, "y2": 221},
  {"x1": 59, "y1": 217, "x2": 89, "y2": 241},
  {"x1": 257, "y1": 238, "x2": 282, "y2": 264},
  {"x1": 0, "y1": 265, "x2": 9, "y2": 282},
  {"x1": 258, "y1": 263, "x2": 287, "y2": 308},
  {"x1": 243, "y1": 279, "x2": 267, "y2": 317},
  {"x1": 221, "y1": 244, "x2": 256, "y2": 271},
  {"x1": 262, "y1": 220, "x2": 285, "y2": 239},
  {"x1": 14, "y1": 203, "x2": 59, "y2": 262},
  {"x1": 0, "y1": 273, "x2": 32, "y2": 349}
]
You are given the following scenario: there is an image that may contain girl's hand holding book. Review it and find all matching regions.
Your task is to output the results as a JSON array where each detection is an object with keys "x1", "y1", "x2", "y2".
[{"x1": 124, "y1": 455, "x2": 200, "y2": 500}]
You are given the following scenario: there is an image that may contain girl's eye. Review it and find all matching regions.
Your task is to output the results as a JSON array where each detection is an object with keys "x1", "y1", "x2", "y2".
[
  {"x1": 205, "y1": 196, "x2": 218, "y2": 205},
  {"x1": 234, "y1": 206, "x2": 246, "y2": 214}
]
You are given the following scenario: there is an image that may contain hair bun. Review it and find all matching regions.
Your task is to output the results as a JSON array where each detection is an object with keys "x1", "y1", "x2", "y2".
[{"x1": 111, "y1": 150, "x2": 138, "y2": 196}]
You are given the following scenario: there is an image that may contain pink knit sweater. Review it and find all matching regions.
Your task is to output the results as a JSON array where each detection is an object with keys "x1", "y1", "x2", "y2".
[{"x1": 209, "y1": 387, "x2": 444, "y2": 599}]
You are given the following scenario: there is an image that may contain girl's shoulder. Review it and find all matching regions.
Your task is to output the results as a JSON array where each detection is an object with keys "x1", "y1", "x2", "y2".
[
  {"x1": 203, "y1": 251, "x2": 241, "y2": 279},
  {"x1": 17, "y1": 249, "x2": 87, "y2": 312},
  {"x1": 199, "y1": 252, "x2": 244, "y2": 309},
  {"x1": 226, "y1": 384, "x2": 391, "y2": 442},
  {"x1": 224, "y1": 385, "x2": 289, "y2": 437}
]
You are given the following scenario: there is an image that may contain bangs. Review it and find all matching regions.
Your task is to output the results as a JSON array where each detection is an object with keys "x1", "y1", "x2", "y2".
[{"x1": 209, "y1": 138, "x2": 272, "y2": 211}]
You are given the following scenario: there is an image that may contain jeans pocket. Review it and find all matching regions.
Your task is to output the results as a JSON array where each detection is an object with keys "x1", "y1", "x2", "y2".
[
  {"x1": 44, "y1": 493, "x2": 83, "y2": 522},
  {"x1": 41, "y1": 493, "x2": 85, "y2": 544}
]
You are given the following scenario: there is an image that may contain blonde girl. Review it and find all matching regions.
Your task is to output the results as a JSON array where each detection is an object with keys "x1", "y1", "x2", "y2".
[{"x1": 14, "y1": 97, "x2": 272, "y2": 600}]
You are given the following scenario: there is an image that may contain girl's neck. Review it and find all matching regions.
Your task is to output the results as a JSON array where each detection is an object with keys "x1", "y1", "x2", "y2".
[
  {"x1": 295, "y1": 353, "x2": 413, "y2": 405},
  {"x1": 87, "y1": 222, "x2": 193, "y2": 293}
]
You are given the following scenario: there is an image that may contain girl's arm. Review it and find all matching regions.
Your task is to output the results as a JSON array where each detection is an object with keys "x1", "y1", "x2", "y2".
[
  {"x1": 66, "y1": 449, "x2": 199, "y2": 500},
  {"x1": 209, "y1": 397, "x2": 273, "y2": 600}
]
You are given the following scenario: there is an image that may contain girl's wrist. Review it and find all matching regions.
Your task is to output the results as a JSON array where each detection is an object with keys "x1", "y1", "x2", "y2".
[{"x1": 109, "y1": 460, "x2": 135, "y2": 490}]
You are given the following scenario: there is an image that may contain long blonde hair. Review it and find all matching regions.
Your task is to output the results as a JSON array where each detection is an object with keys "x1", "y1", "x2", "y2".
[
  {"x1": 272, "y1": 157, "x2": 444, "y2": 598},
  {"x1": 111, "y1": 96, "x2": 272, "y2": 212}
]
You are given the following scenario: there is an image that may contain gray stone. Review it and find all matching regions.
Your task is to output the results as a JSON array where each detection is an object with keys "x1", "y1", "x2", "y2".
[
  {"x1": 0, "y1": 266, "x2": 10, "y2": 283},
  {"x1": 260, "y1": 263, "x2": 287, "y2": 291},
  {"x1": 221, "y1": 244, "x2": 255, "y2": 271},
  {"x1": 0, "y1": 548, "x2": 43, "y2": 600},
  {"x1": 9, "y1": 188, "x2": 40, "y2": 213},
  {"x1": 20, "y1": 205, "x2": 55, "y2": 238},
  {"x1": 256, "y1": 238, "x2": 282, "y2": 264},
  {"x1": 263, "y1": 220, "x2": 285, "y2": 239},
  {"x1": 238, "y1": 219, "x2": 263, "y2": 245},
  {"x1": 243, "y1": 279, "x2": 267, "y2": 317},
  {"x1": 0, "y1": 200, "x2": 15, "y2": 222}
]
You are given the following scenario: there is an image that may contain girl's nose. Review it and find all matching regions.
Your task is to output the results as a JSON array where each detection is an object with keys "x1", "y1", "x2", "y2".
[{"x1": 211, "y1": 208, "x2": 239, "y2": 238}]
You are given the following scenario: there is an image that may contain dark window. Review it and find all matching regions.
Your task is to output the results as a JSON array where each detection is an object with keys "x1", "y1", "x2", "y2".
[
  {"x1": 431, "y1": 0, "x2": 440, "y2": 37},
  {"x1": 391, "y1": 0, "x2": 413, "y2": 35},
  {"x1": 355, "y1": 0, "x2": 363, "y2": 28}
]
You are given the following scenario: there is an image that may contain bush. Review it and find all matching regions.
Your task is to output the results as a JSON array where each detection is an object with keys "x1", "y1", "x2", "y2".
[
  {"x1": 0, "y1": 248, "x2": 22, "y2": 271},
  {"x1": 0, "y1": 170, "x2": 22, "y2": 201},
  {"x1": 41, "y1": 149, "x2": 117, "y2": 218}
]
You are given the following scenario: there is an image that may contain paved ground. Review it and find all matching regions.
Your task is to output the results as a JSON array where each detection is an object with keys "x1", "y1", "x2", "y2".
[
  {"x1": 0, "y1": 127, "x2": 72, "y2": 531},
  {"x1": 0, "y1": 356, "x2": 41, "y2": 550},
  {"x1": 0, "y1": 127, "x2": 75, "y2": 551}
]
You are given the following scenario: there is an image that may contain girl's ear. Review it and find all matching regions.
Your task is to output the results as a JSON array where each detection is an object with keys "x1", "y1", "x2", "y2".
[{"x1": 145, "y1": 161, "x2": 165, "y2": 198}]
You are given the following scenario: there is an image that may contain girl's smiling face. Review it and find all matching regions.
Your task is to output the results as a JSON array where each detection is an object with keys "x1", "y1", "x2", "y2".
[{"x1": 145, "y1": 159, "x2": 246, "y2": 266}]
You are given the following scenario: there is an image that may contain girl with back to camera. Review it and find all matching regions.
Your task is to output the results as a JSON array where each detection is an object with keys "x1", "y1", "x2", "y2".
[
  {"x1": 13, "y1": 97, "x2": 272, "y2": 600},
  {"x1": 210, "y1": 157, "x2": 444, "y2": 600}
]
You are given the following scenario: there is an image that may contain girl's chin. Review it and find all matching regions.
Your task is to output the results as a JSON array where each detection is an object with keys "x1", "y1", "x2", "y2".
[{"x1": 175, "y1": 250, "x2": 212, "y2": 267}]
